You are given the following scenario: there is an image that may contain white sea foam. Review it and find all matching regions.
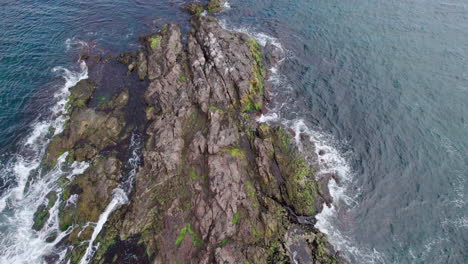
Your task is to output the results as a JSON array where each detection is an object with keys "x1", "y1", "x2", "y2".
[
  {"x1": 0, "y1": 61, "x2": 87, "y2": 214},
  {"x1": 0, "y1": 60, "x2": 88, "y2": 264},
  {"x1": 256, "y1": 112, "x2": 385, "y2": 262},
  {"x1": 0, "y1": 52, "x2": 140, "y2": 262},
  {"x1": 65, "y1": 38, "x2": 89, "y2": 51},
  {"x1": 0, "y1": 156, "x2": 89, "y2": 264},
  {"x1": 241, "y1": 23, "x2": 386, "y2": 263},
  {"x1": 51, "y1": 61, "x2": 88, "y2": 135},
  {"x1": 442, "y1": 216, "x2": 468, "y2": 229},
  {"x1": 219, "y1": 20, "x2": 284, "y2": 51}
]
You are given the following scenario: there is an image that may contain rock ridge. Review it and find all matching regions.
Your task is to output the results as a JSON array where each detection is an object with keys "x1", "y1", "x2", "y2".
[{"x1": 39, "y1": 12, "x2": 346, "y2": 264}]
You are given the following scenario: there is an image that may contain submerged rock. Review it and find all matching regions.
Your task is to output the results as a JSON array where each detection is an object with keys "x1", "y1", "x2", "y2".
[{"x1": 42, "y1": 12, "x2": 345, "y2": 264}]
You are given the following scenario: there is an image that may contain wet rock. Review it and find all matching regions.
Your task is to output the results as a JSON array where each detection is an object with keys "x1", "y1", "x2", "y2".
[
  {"x1": 43, "y1": 80, "x2": 128, "y2": 169},
  {"x1": 263, "y1": 41, "x2": 285, "y2": 69},
  {"x1": 207, "y1": 0, "x2": 224, "y2": 13},
  {"x1": 183, "y1": 2, "x2": 205, "y2": 15},
  {"x1": 58, "y1": 156, "x2": 121, "y2": 232},
  {"x1": 79, "y1": 47, "x2": 90, "y2": 61},
  {"x1": 137, "y1": 51, "x2": 147, "y2": 81},
  {"x1": 319, "y1": 149, "x2": 326, "y2": 156},
  {"x1": 284, "y1": 226, "x2": 315, "y2": 264},
  {"x1": 287, "y1": 128, "x2": 296, "y2": 137},
  {"x1": 45, "y1": 232, "x2": 58, "y2": 243},
  {"x1": 32, "y1": 191, "x2": 57, "y2": 231},
  {"x1": 317, "y1": 173, "x2": 335, "y2": 207},
  {"x1": 115, "y1": 52, "x2": 135, "y2": 65}
]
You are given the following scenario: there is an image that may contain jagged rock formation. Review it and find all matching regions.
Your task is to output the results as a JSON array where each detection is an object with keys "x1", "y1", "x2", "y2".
[{"x1": 38, "y1": 11, "x2": 345, "y2": 264}]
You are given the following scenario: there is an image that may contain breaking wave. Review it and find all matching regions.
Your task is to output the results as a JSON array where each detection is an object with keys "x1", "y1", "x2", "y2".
[{"x1": 0, "y1": 60, "x2": 89, "y2": 264}]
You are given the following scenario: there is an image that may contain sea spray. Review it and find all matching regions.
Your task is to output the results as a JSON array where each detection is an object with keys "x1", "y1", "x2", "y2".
[
  {"x1": 257, "y1": 113, "x2": 386, "y2": 263},
  {"x1": 121, "y1": 132, "x2": 142, "y2": 194},
  {"x1": 0, "y1": 58, "x2": 88, "y2": 264},
  {"x1": 0, "y1": 60, "x2": 87, "y2": 215},
  {"x1": 226, "y1": 21, "x2": 384, "y2": 262},
  {"x1": 0, "y1": 154, "x2": 89, "y2": 264},
  {"x1": 50, "y1": 61, "x2": 88, "y2": 136}
]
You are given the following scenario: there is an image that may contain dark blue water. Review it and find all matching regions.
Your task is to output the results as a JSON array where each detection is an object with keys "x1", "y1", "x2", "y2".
[{"x1": 0, "y1": 0, "x2": 466, "y2": 263}]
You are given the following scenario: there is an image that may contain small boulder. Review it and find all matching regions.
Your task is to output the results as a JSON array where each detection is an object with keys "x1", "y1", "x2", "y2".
[
  {"x1": 207, "y1": 0, "x2": 224, "y2": 13},
  {"x1": 183, "y1": 2, "x2": 205, "y2": 15}
]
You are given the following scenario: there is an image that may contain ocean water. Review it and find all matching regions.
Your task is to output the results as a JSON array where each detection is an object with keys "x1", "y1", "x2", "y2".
[{"x1": 0, "y1": 0, "x2": 467, "y2": 263}]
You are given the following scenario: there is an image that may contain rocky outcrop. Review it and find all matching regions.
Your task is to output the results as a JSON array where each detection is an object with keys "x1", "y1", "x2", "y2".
[
  {"x1": 38, "y1": 12, "x2": 345, "y2": 264},
  {"x1": 183, "y1": 0, "x2": 225, "y2": 15}
]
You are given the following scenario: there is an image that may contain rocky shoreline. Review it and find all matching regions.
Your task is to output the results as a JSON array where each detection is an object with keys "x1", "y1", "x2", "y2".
[{"x1": 35, "y1": 3, "x2": 346, "y2": 263}]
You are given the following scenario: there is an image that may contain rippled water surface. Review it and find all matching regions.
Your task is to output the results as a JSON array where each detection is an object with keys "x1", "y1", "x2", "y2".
[{"x1": 0, "y1": 0, "x2": 467, "y2": 263}]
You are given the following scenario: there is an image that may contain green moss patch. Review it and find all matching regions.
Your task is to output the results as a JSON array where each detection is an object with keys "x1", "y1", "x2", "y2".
[
  {"x1": 216, "y1": 238, "x2": 230, "y2": 248},
  {"x1": 175, "y1": 224, "x2": 203, "y2": 247},
  {"x1": 207, "y1": 0, "x2": 223, "y2": 13},
  {"x1": 221, "y1": 147, "x2": 245, "y2": 159},
  {"x1": 232, "y1": 212, "x2": 241, "y2": 225},
  {"x1": 241, "y1": 38, "x2": 265, "y2": 112},
  {"x1": 177, "y1": 75, "x2": 186, "y2": 83},
  {"x1": 272, "y1": 127, "x2": 319, "y2": 215},
  {"x1": 149, "y1": 36, "x2": 161, "y2": 49},
  {"x1": 32, "y1": 191, "x2": 58, "y2": 231}
]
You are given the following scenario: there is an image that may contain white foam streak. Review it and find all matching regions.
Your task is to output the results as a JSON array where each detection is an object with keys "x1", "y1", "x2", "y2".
[
  {"x1": 65, "y1": 38, "x2": 89, "y2": 51},
  {"x1": 0, "y1": 158, "x2": 89, "y2": 264},
  {"x1": 79, "y1": 132, "x2": 141, "y2": 264},
  {"x1": 219, "y1": 20, "x2": 284, "y2": 51},
  {"x1": 79, "y1": 188, "x2": 128, "y2": 264},
  {"x1": 51, "y1": 61, "x2": 88, "y2": 135},
  {"x1": 0, "y1": 61, "x2": 88, "y2": 263}
]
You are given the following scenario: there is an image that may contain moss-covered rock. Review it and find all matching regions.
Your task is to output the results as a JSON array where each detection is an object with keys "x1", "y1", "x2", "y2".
[
  {"x1": 207, "y1": 0, "x2": 224, "y2": 13},
  {"x1": 241, "y1": 38, "x2": 266, "y2": 112},
  {"x1": 58, "y1": 156, "x2": 121, "y2": 232},
  {"x1": 43, "y1": 84, "x2": 128, "y2": 170},
  {"x1": 183, "y1": 2, "x2": 205, "y2": 15},
  {"x1": 32, "y1": 191, "x2": 57, "y2": 231}
]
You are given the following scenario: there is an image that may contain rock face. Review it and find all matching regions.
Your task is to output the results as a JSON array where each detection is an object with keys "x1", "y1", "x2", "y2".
[{"x1": 39, "y1": 13, "x2": 345, "y2": 264}]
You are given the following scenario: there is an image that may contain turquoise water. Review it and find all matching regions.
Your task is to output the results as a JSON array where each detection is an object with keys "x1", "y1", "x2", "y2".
[{"x1": 0, "y1": 0, "x2": 467, "y2": 263}]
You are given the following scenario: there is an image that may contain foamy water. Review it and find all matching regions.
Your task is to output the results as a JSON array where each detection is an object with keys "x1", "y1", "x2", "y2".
[
  {"x1": 221, "y1": 20, "x2": 386, "y2": 262},
  {"x1": 0, "y1": 59, "x2": 89, "y2": 264}
]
